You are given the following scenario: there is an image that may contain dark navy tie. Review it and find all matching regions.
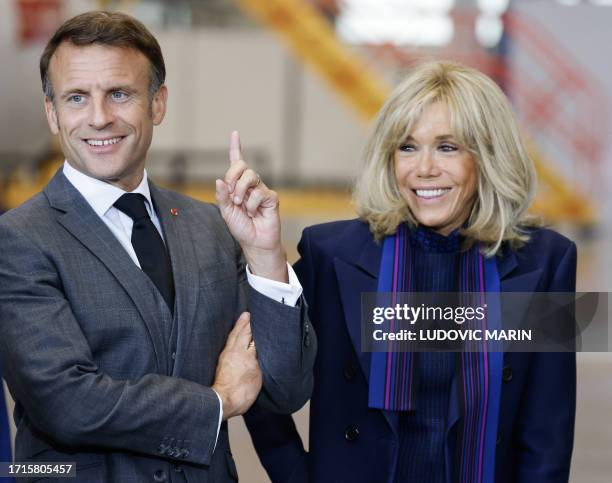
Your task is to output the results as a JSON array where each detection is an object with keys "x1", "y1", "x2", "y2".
[{"x1": 114, "y1": 193, "x2": 175, "y2": 313}]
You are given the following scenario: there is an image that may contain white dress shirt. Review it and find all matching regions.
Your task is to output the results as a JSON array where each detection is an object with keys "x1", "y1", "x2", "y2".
[{"x1": 62, "y1": 161, "x2": 303, "y2": 446}]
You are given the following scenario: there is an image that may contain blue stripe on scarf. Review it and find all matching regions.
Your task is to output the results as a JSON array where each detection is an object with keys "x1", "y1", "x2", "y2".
[
  {"x1": 368, "y1": 234, "x2": 396, "y2": 409},
  {"x1": 482, "y1": 256, "x2": 502, "y2": 483}
]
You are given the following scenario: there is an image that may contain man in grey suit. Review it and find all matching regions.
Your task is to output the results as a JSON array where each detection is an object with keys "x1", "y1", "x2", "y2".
[{"x1": 0, "y1": 11, "x2": 315, "y2": 482}]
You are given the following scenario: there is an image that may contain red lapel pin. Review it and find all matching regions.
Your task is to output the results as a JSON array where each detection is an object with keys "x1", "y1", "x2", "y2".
[{"x1": 170, "y1": 208, "x2": 178, "y2": 216}]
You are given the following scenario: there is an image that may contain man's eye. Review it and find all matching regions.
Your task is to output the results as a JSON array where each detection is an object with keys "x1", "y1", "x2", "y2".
[
  {"x1": 398, "y1": 144, "x2": 416, "y2": 152},
  {"x1": 68, "y1": 94, "x2": 84, "y2": 103},
  {"x1": 111, "y1": 91, "x2": 127, "y2": 101}
]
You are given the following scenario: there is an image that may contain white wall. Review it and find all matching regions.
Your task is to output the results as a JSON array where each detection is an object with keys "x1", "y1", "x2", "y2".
[
  {"x1": 151, "y1": 27, "x2": 367, "y2": 185},
  {"x1": 509, "y1": 2, "x2": 612, "y2": 219},
  {"x1": 0, "y1": 2, "x2": 50, "y2": 156}
]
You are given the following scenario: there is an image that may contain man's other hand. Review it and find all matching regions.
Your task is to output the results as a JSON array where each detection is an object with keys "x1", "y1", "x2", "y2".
[{"x1": 212, "y1": 312, "x2": 262, "y2": 420}]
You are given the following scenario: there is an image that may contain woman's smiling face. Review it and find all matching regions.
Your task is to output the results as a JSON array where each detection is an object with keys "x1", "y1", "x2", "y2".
[{"x1": 394, "y1": 102, "x2": 478, "y2": 236}]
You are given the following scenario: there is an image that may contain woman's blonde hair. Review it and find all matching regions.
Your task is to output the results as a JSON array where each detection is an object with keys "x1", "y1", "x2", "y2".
[{"x1": 354, "y1": 60, "x2": 538, "y2": 256}]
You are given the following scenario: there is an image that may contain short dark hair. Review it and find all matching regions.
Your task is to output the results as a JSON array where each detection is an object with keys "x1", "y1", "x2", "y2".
[{"x1": 40, "y1": 11, "x2": 166, "y2": 102}]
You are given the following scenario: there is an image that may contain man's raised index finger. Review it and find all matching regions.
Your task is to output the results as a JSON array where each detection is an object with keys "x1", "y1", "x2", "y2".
[{"x1": 229, "y1": 130, "x2": 242, "y2": 164}]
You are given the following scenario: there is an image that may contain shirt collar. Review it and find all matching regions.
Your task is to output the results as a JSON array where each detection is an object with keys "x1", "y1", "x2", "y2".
[{"x1": 62, "y1": 160, "x2": 153, "y2": 218}]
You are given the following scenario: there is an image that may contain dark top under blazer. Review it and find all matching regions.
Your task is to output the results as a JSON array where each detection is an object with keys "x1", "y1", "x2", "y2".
[
  {"x1": 0, "y1": 170, "x2": 316, "y2": 483},
  {"x1": 245, "y1": 218, "x2": 576, "y2": 483}
]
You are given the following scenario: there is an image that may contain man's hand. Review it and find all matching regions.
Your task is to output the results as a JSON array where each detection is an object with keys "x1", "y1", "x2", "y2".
[
  {"x1": 216, "y1": 131, "x2": 288, "y2": 283},
  {"x1": 212, "y1": 312, "x2": 262, "y2": 421}
]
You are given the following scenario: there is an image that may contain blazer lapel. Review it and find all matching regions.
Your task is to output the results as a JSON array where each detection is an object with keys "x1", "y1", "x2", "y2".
[
  {"x1": 334, "y1": 237, "x2": 400, "y2": 436},
  {"x1": 44, "y1": 170, "x2": 167, "y2": 370},
  {"x1": 333, "y1": 258, "x2": 376, "y2": 383},
  {"x1": 149, "y1": 184, "x2": 201, "y2": 374},
  {"x1": 499, "y1": 249, "x2": 543, "y2": 338}
]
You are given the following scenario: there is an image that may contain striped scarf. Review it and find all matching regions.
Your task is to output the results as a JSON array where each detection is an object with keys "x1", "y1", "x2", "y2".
[{"x1": 368, "y1": 224, "x2": 502, "y2": 483}]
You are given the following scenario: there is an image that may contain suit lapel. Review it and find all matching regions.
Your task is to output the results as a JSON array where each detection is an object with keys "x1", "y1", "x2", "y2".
[
  {"x1": 149, "y1": 184, "x2": 201, "y2": 374},
  {"x1": 44, "y1": 170, "x2": 167, "y2": 370}
]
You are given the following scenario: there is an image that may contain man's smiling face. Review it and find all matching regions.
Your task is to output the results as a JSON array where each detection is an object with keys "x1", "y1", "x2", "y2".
[{"x1": 44, "y1": 42, "x2": 167, "y2": 191}]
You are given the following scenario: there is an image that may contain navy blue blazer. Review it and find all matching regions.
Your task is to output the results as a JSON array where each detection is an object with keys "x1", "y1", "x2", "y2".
[{"x1": 245, "y1": 219, "x2": 577, "y2": 483}]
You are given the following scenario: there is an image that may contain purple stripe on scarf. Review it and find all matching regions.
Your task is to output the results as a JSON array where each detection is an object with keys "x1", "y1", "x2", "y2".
[{"x1": 477, "y1": 254, "x2": 489, "y2": 482}]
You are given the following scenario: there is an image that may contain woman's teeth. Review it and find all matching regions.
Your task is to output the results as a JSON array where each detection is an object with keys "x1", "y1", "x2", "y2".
[{"x1": 415, "y1": 188, "x2": 451, "y2": 198}]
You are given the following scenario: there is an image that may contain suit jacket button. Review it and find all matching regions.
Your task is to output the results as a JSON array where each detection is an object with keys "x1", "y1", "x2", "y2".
[
  {"x1": 153, "y1": 469, "x2": 167, "y2": 482},
  {"x1": 502, "y1": 366, "x2": 513, "y2": 382},
  {"x1": 345, "y1": 425, "x2": 359, "y2": 442},
  {"x1": 343, "y1": 364, "x2": 356, "y2": 381}
]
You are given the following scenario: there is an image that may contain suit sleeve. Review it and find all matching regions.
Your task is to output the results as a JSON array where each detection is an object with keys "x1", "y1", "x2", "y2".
[
  {"x1": 0, "y1": 221, "x2": 220, "y2": 466},
  {"x1": 244, "y1": 228, "x2": 316, "y2": 482},
  {"x1": 241, "y1": 236, "x2": 317, "y2": 415},
  {"x1": 515, "y1": 241, "x2": 577, "y2": 483}
]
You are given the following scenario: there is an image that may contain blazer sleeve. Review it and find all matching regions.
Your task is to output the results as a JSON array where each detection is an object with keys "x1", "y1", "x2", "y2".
[
  {"x1": 515, "y1": 241, "x2": 577, "y2": 483},
  {"x1": 0, "y1": 221, "x2": 222, "y2": 466},
  {"x1": 244, "y1": 228, "x2": 317, "y2": 482}
]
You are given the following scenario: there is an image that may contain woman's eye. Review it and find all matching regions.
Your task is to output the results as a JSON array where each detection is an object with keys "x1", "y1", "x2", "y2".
[
  {"x1": 398, "y1": 144, "x2": 416, "y2": 152},
  {"x1": 439, "y1": 144, "x2": 458, "y2": 152}
]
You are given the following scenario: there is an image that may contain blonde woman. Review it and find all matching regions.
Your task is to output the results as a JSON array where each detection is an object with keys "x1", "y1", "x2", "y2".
[{"x1": 246, "y1": 61, "x2": 576, "y2": 483}]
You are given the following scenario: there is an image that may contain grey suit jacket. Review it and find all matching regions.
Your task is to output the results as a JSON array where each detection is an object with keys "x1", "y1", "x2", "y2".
[{"x1": 0, "y1": 169, "x2": 315, "y2": 483}]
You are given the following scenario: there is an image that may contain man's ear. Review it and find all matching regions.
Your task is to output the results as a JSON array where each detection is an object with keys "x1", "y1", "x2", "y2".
[
  {"x1": 44, "y1": 96, "x2": 60, "y2": 135},
  {"x1": 151, "y1": 84, "x2": 168, "y2": 126}
]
